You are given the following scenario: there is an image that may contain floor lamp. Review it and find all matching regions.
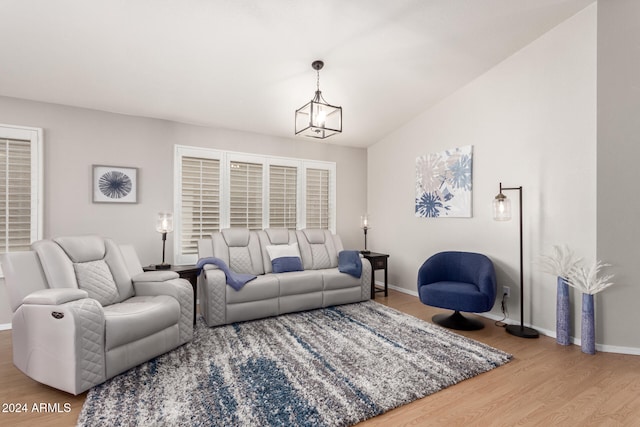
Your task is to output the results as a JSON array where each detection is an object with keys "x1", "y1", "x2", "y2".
[{"x1": 493, "y1": 183, "x2": 539, "y2": 339}]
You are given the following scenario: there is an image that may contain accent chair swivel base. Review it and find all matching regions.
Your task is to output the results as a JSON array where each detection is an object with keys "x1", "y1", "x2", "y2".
[{"x1": 432, "y1": 310, "x2": 484, "y2": 331}]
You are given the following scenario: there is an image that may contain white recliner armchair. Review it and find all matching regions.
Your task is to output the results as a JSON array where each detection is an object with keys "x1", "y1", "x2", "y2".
[{"x1": 1, "y1": 235, "x2": 193, "y2": 395}]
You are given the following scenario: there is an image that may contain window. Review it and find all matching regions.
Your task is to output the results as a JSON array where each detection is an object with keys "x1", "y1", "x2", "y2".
[
  {"x1": 269, "y1": 164, "x2": 297, "y2": 229},
  {"x1": 0, "y1": 124, "x2": 43, "y2": 262},
  {"x1": 179, "y1": 155, "x2": 220, "y2": 257},
  {"x1": 229, "y1": 161, "x2": 263, "y2": 229},
  {"x1": 174, "y1": 145, "x2": 335, "y2": 264},
  {"x1": 305, "y1": 168, "x2": 329, "y2": 229}
]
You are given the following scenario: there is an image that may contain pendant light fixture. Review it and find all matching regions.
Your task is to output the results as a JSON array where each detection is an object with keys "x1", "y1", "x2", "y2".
[{"x1": 295, "y1": 60, "x2": 342, "y2": 139}]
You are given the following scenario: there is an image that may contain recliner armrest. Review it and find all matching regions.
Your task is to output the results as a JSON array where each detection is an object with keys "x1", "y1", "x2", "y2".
[
  {"x1": 133, "y1": 278, "x2": 194, "y2": 345},
  {"x1": 132, "y1": 270, "x2": 179, "y2": 283},
  {"x1": 22, "y1": 288, "x2": 89, "y2": 305}
]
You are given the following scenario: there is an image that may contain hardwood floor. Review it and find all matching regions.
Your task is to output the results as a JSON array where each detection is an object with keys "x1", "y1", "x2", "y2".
[{"x1": 1, "y1": 290, "x2": 639, "y2": 426}]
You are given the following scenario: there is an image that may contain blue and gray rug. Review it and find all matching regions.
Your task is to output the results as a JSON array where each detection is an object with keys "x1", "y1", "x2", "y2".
[{"x1": 77, "y1": 301, "x2": 511, "y2": 426}]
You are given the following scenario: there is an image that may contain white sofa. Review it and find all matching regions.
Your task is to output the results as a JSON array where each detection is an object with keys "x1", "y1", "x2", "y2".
[
  {"x1": 197, "y1": 228, "x2": 372, "y2": 327},
  {"x1": 1, "y1": 235, "x2": 193, "y2": 395}
]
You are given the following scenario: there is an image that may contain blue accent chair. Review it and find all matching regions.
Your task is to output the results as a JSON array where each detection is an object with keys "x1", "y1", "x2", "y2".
[{"x1": 417, "y1": 251, "x2": 497, "y2": 330}]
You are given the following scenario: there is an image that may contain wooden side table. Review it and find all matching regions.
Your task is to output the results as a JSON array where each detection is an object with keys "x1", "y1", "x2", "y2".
[
  {"x1": 143, "y1": 264, "x2": 199, "y2": 325},
  {"x1": 361, "y1": 252, "x2": 389, "y2": 299}
]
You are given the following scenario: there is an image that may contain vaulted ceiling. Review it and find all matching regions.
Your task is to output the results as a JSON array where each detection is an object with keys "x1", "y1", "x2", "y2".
[{"x1": 0, "y1": 0, "x2": 594, "y2": 147}]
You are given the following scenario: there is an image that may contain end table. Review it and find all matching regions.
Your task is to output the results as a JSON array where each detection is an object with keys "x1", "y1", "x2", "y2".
[
  {"x1": 143, "y1": 264, "x2": 199, "y2": 325},
  {"x1": 361, "y1": 252, "x2": 389, "y2": 299}
]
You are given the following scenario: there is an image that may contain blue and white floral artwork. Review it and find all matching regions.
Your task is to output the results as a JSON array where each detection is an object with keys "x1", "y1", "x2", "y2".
[{"x1": 415, "y1": 145, "x2": 472, "y2": 218}]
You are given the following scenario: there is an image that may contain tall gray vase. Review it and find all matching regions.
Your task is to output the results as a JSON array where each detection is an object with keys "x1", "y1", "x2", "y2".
[
  {"x1": 581, "y1": 293, "x2": 596, "y2": 354},
  {"x1": 556, "y1": 277, "x2": 570, "y2": 345}
]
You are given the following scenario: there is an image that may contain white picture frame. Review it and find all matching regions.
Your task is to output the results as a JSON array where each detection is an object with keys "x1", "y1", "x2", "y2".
[{"x1": 92, "y1": 165, "x2": 138, "y2": 203}]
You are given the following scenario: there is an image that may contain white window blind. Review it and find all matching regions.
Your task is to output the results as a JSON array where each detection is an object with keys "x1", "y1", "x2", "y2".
[
  {"x1": 230, "y1": 161, "x2": 263, "y2": 229},
  {"x1": 174, "y1": 146, "x2": 335, "y2": 264},
  {"x1": 269, "y1": 164, "x2": 297, "y2": 229},
  {"x1": 180, "y1": 156, "x2": 220, "y2": 256},
  {"x1": 305, "y1": 168, "x2": 329, "y2": 229},
  {"x1": 0, "y1": 125, "x2": 42, "y2": 267},
  {"x1": 0, "y1": 138, "x2": 32, "y2": 253}
]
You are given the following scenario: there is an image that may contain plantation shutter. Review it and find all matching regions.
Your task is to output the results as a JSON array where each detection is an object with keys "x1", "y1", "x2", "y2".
[
  {"x1": 269, "y1": 165, "x2": 297, "y2": 229},
  {"x1": 306, "y1": 168, "x2": 329, "y2": 229},
  {"x1": 180, "y1": 156, "x2": 220, "y2": 256},
  {"x1": 0, "y1": 138, "x2": 33, "y2": 253},
  {"x1": 230, "y1": 161, "x2": 263, "y2": 229}
]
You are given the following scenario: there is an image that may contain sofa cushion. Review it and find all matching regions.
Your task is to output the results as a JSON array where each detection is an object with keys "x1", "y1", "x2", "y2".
[
  {"x1": 54, "y1": 235, "x2": 106, "y2": 263},
  {"x1": 264, "y1": 228, "x2": 291, "y2": 244},
  {"x1": 226, "y1": 274, "x2": 279, "y2": 304},
  {"x1": 322, "y1": 268, "x2": 362, "y2": 291},
  {"x1": 216, "y1": 229, "x2": 265, "y2": 276},
  {"x1": 103, "y1": 295, "x2": 180, "y2": 350},
  {"x1": 266, "y1": 243, "x2": 303, "y2": 273},
  {"x1": 221, "y1": 228, "x2": 251, "y2": 247},
  {"x1": 74, "y1": 260, "x2": 120, "y2": 306},
  {"x1": 301, "y1": 229, "x2": 326, "y2": 244},
  {"x1": 296, "y1": 229, "x2": 339, "y2": 270},
  {"x1": 275, "y1": 270, "x2": 323, "y2": 296}
]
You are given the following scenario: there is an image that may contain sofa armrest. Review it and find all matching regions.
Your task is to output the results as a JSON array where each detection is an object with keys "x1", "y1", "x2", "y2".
[
  {"x1": 360, "y1": 257, "x2": 372, "y2": 300},
  {"x1": 131, "y1": 270, "x2": 179, "y2": 283},
  {"x1": 198, "y1": 268, "x2": 227, "y2": 327},
  {"x1": 22, "y1": 288, "x2": 89, "y2": 306},
  {"x1": 134, "y1": 279, "x2": 194, "y2": 344},
  {"x1": 12, "y1": 297, "x2": 106, "y2": 395}
]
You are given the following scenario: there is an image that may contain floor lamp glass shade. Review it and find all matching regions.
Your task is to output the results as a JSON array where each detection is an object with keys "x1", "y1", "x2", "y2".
[{"x1": 493, "y1": 193, "x2": 511, "y2": 221}]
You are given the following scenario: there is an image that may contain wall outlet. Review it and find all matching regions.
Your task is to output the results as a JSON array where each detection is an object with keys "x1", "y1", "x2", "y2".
[{"x1": 503, "y1": 286, "x2": 510, "y2": 298}]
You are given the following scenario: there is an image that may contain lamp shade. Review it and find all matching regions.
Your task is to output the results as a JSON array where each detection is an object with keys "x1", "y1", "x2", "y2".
[
  {"x1": 156, "y1": 212, "x2": 174, "y2": 233},
  {"x1": 493, "y1": 193, "x2": 511, "y2": 221},
  {"x1": 360, "y1": 214, "x2": 369, "y2": 229},
  {"x1": 295, "y1": 96, "x2": 342, "y2": 139}
]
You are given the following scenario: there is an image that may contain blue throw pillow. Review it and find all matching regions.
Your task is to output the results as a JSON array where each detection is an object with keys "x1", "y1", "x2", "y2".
[
  {"x1": 266, "y1": 243, "x2": 304, "y2": 273},
  {"x1": 272, "y1": 256, "x2": 304, "y2": 273}
]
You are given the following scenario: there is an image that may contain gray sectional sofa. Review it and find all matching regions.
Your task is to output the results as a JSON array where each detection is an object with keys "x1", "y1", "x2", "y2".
[{"x1": 197, "y1": 228, "x2": 372, "y2": 327}]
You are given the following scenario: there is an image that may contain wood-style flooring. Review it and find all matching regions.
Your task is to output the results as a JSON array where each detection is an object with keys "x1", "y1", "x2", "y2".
[{"x1": 1, "y1": 290, "x2": 639, "y2": 426}]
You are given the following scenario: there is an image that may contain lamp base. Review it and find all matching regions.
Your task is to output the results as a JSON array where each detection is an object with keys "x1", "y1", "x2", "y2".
[
  {"x1": 155, "y1": 263, "x2": 172, "y2": 270},
  {"x1": 360, "y1": 250, "x2": 371, "y2": 254},
  {"x1": 506, "y1": 324, "x2": 539, "y2": 339}
]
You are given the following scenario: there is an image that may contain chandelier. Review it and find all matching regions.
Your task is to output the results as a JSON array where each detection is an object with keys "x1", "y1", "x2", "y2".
[{"x1": 295, "y1": 60, "x2": 342, "y2": 139}]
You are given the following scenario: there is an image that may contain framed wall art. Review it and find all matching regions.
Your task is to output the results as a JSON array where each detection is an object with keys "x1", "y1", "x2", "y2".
[
  {"x1": 92, "y1": 165, "x2": 138, "y2": 203},
  {"x1": 415, "y1": 145, "x2": 472, "y2": 218}
]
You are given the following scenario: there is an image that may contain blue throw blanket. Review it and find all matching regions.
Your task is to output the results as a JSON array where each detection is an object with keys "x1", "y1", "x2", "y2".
[
  {"x1": 338, "y1": 250, "x2": 362, "y2": 278},
  {"x1": 196, "y1": 257, "x2": 257, "y2": 291}
]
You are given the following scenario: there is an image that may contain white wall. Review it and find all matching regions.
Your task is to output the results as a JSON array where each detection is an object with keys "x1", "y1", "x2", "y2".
[
  {"x1": 368, "y1": 5, "x2": 597, "y2": 342},
  {"x1": 596, "y1": 0, "x2": 640, "y2": 349},
  {"x1": 0, "y1": 98, "x2": 367, "y2": 324}
]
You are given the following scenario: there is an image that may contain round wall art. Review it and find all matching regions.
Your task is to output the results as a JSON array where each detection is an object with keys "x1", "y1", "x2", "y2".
[{"x1": 92, "y1": 165, "x2": 138, "y2": 203}]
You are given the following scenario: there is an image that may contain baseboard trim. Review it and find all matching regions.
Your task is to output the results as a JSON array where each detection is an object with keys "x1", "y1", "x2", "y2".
[
  {"x1": 381, "y1": 282, "x2": 640, "y2": 355},
  {"x1": 0, "y1": 323, "x2": 11, "y2": 331},
  {"x1": 387, "y1": 283, "x2": 418, "y2": 297}
]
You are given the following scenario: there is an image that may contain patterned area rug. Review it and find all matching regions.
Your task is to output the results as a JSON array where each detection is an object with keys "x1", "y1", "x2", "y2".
[{"x1": 77, "y1": 301, "x2": 511, "y2": 426}]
